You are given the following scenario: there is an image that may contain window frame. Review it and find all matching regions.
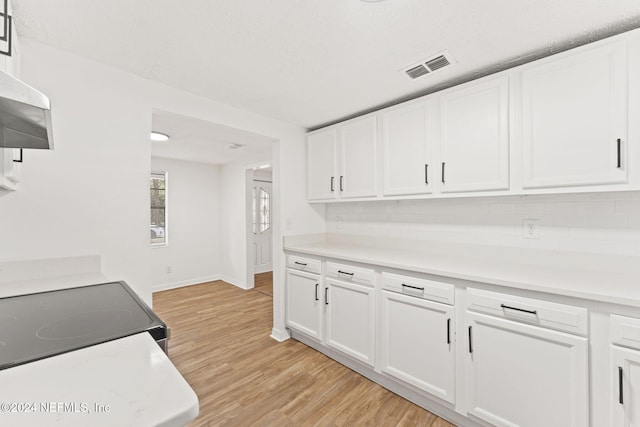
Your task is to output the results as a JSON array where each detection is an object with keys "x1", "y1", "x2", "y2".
[{"x1": 150, "y1": 171, "x2": 168, "y2": 247}]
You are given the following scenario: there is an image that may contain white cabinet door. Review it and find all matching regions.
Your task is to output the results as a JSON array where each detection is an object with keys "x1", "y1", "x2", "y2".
[
  {"x1": 380, "y1": 291, "x2": 455, "y2": 403},
  {"x1": 381, "y1": 101, "x2": 433, "y2": 196},
  {"x1": 285, "y1": 269, "x2": 323, "y2": 340},
  {"x1": 0, "y1": 148, "x2": 21, "y2": 191},
  {"x1": 521, "y1": 40, "x2": 627, "y2": 189},
  {"x1": 612, "y1": 346, "x2": 640, "y2": 427},
  {"x1": 325, "y1": 278, "x2": 375, "y2": 366},
  {"x1": 307, "y1": 128, "x2": 337, "y2": 200},
  {"x1": 466, "y1": 312, "x2": 588, "y2": 427},
  {"x1": 439, "y1": 76, "x2": 510, "y2": 193},
  {"x1": 339, "y1": 115, "x2": 377, "y2": 199}
]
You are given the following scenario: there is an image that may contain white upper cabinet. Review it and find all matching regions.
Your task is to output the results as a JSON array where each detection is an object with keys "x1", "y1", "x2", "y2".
[
  {"x1": 339, "y1": 115, "x2": 377, "y2": 199},
  {"x1": 439, "y1": 76, "x2": 510, "y2": 193},
  {"x1": 307, "y1": 115, "x2": 377, "y2": 201},
  {"x1": 520, "y1": 40, "x2": 627, "y2": 189},
  {"x1": 381, "y1": 101, "x2": 433, "y2": 196},
  {"x1": 307, "y1": 128, "x2": 338, "y2": 200}
]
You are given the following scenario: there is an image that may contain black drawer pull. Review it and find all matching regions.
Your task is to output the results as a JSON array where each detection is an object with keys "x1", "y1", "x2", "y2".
[
  {"x1": 330, "y1": 176, "x2": 335, "y2": 192},
  {"x1": 441, "y1": 162, "x2": 445, "y2": 184},
  {"x1": 617, "y1": 138, "x2": 622, "y2": 168},
  {"x1": 294, "y1": 261, "x2": 307, "y2": 266},
  {"x1": 468, "y1": 326, "x2": 473, "y2": 353},
  {"x1": 340, "y1": 176, "x2": 344, "y2": 191},
  {"x1": 315, "y1": 283, "x2": 319, "y2": 301},
  {"x1": 619, "y1": 366, "x2": 624, "y2": 404},
  {"x1": 447, "y1": 318, "x2": 451, "y2": 344},
  {"x1": 337, "y1": 270, "x2": 354, "y2": 276},
  {"x1": 401, "y1": 283, "x2": 424, "y2": 292},
  {"x1": 13, "y1": 148, "x2": 23, "y2": 163},
  {"x1": 325, "y1": 288, "x2": 329, "y2": 305},
  {"x1": 424, "y1": 164, "x2": 429, "y2": 184},
  {"x1": 500, "y1": 304, "x2": 538, "y2": 315}
]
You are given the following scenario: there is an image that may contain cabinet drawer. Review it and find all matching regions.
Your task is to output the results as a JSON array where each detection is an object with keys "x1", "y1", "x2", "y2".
[
  {"x1": 611, "y1": 315, "x2": 640, "y2": 351},
  {"x1": 467, "y1": 288, "x2": 588, "y2": 336},
  {"x1": 381, "y1": 272, "x2": 454, "y2": 305},
  {"x1": 326, "y1": 262, "x2": 374, "y2": 287},
  {"x1": 287, "y1": 255, "x2": 321, "y2": 275}
]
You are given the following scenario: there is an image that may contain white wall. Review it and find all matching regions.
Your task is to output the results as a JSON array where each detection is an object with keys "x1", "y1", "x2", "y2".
[
  {"x1": 150, "y1": 157, "x2": 222, "y2": 291},
  {"x1": 0, "y1": 39, "x2": 326, "y2": 316},
  {"x1": 327, "y1": 192, "x2": 640, "y2": 256}
]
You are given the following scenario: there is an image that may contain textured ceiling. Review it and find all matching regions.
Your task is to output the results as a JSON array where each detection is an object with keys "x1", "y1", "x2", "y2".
[
  {"x1": 13, "y1": 0, "x2": 640, "y2": 129},
  {"x1": 150, "y1": 110, "x2": 273, "y2": 165}
]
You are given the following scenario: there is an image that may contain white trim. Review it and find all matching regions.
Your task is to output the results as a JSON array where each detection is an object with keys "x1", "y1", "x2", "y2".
[
  {"x1": 152, "y1": 275, "x2": 221, "y2": 293},
  {"x1": 270, "y1": 327, "x2": 291, "y2": 342}
]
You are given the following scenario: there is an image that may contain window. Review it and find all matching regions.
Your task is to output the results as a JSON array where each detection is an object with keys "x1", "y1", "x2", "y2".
[
  {"x1": 252, "y1": 185, "x2": 271, "y2": 235},
  {"x1": 150, "y1": 172, "x2": 167, "y2": 246}
]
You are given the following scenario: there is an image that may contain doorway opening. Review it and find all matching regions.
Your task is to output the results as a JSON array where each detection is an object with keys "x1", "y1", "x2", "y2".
[{"x1": 246, "y1": 165, "x2": 273, "y2": 297}]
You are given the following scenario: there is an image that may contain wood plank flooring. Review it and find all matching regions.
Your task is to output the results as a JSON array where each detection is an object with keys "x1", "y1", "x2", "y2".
[
  {"x1": 153, "y1": 280, "x2": 455, "y2": 427},
  {"x1": 254, "y1": 272, "x2": 273, "y2": 297}
]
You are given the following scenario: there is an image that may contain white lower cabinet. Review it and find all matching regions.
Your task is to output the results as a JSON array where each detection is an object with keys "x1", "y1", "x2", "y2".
[
  {"x1": 285, "y1": 268, "x2": 323, "y2": 340},
  {"x1": 611, "y1": 346, "x2": 640, "y2": 427},
  {"x1": 380, "y1": 290, "x2": 455, "y2": 403},
  {"x1": 465, "y1": 312, "x2": 589, "y2": 427},
  {"x1": 325, "y1": 277, "x2": 375, "y2": 366},
  {"x1": 610, "y1": 314, "x2": 640, "y2": 426}
]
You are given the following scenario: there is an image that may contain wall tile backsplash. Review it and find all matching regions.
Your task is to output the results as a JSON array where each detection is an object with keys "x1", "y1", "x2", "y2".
[{"x1": 326, "y1": 191, "x2": 640, "y2": 256}]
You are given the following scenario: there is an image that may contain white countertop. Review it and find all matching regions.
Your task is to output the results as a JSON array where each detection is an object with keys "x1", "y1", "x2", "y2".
[
  {"x1": 284, "y1": 234, "x2": 640, "y2": 308},
  {"x1": 0, "y1": 332, "x2": 199, "y2": 427}
]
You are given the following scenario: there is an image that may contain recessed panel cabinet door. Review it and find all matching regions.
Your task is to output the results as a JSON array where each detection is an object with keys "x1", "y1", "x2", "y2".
[
  {"x1": 521, "y1": 41, "x2": 627, "y2": 189},
  {"x1": 381, "y1": 101, "x2": 433, "y2": 196},
  {"x1": 340, "y1": 115, "x2": 377, "y2": 199},
  {"x1": 465, "y1": 313, "x2": 588, "y2": 427},
  {"x1": 325, "y1": 278, "x2": 375, "y2": 366},
  {"x1": 307, "y1": 128, "x2": 337, "y2": 200},
  {"x1": 612, "y1": 346, "x2": 640, "y2": 427},
  {"x1": 285, "y1": 269, "x2": 323, "y2": 340},
  {"x1": 380, "y1": 291, "x2": 455, "y2": 403},
  {"x1": 439, "y1": 76, "x2": 510, "y2": 193}
]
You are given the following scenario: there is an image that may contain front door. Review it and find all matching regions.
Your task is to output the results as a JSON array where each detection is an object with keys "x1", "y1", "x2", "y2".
[{"x1": 253, "y1": 181, "x2": 272, "y2": 273}]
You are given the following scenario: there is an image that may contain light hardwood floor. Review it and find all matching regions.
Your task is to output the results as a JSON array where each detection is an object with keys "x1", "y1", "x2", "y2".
[
  {"x1": 153, "y1": 280, "x2": 455, "y2": 427},
  {"x1": 254, "y1": 271, "x2": 273, "y2": 297}
]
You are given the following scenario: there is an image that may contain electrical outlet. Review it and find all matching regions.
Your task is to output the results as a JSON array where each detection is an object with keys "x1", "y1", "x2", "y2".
[
  {"x1": 523, "y1": 219, "x2": 539, "y2": 239},
  {"x1": 166, "y1": 266, "x2": 172, "y2": 274},
  {"x1": 336, "y1": 216, "x2": 343, "y2": 229}
]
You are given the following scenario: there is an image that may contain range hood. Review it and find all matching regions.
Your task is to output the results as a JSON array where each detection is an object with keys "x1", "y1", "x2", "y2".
[{"x1": 0, "y1": 70, "x2": 53, "y2": 150}]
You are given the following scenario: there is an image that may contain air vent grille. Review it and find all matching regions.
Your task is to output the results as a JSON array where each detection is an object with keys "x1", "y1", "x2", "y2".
[
  {"x1": 402, "y1": 50, "x2": 455, "y2": 81},
  {"x1": 405, "y1": 65, "x2": 429, "y2": 79},
  {"x1": 425, "y1": 55, "x2": 450, "y2": 71}
]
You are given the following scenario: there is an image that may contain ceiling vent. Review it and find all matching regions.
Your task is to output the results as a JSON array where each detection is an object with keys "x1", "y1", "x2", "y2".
[{"x1": 403, "y1": 50, "x2": 456, "y2": 80}]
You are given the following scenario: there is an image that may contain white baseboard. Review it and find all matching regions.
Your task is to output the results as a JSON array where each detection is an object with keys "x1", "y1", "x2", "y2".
[
  {"x1": 152, "y1": 275, "x2": 221, "y2": 293},
  {"x1": 270, "y1": 327, "x2": 291, "y2": 342},
  {"x1": 220, "y1": 275, "x2": 246, "y2": 290}
]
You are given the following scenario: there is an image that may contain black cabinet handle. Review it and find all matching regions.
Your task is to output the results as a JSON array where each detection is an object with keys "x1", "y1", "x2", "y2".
[
  {"x1": 424, "y1": 164, "x2": 429, "y2": 184},
  {"x1": 337, "y1": 270, "x2": 354, "y2": 276},
  {"x1": 13, "y1": 148, "x2": 23, "y2": 163},
  {"x1": 617, "y1": 138, "x2": 622, "y2": 168},
  {"x1": 324, "y1": 288, "x2": 329, "y2": 305},
  {"x1": 441, "y1": 162, "x2": 445, "y2": 184},
  {"x1": 500, "y1": 304, "x2": 538, "y2": 315},
  {"x1": 447, "y1": 318, "x2": 451, "y2": 344},
  {"x1": 294, "y1": 261, "x2": 307, "y2": 266},
  {"x1": 340, "y1": 176, "x2": 344, "y2": 192},
  {"x1": 315, "y1": 283, "x2": 319, "y2": 301},
  {"x1": 401, "y1": 283, "x2": 424, "y2": 292},
  {"x1": 619, "y1": 366, "x2": 624, "y2": 404},
  {"x1": 468, "y1": 326, "x2": 473, "y2": 353},
  {"x1": 330, "y1": 176, "x2": 334, "y2": 192}
]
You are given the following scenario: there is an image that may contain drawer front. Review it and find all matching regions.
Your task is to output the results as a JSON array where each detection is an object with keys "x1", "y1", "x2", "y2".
[
  {"x1": 467, "y1": 288, "x2": 588, "y2": 336},
  {"x1": 287, "y1": 255, "x2": 321, "y2": 275},
  {"x1": 611, "y1": 315, "x2": 640, "y2": 351},
  {"x1": 382, "y1": 272, "x2": 454, "y2": 305},
  {"x1": 326, "y1": 262, "x2": 374, "y2": 287}
]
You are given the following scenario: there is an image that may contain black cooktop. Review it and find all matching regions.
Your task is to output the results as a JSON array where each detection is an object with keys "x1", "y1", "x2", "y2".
[{"x1": 0, "y1": 281, "x2": 167, "y2": 371}]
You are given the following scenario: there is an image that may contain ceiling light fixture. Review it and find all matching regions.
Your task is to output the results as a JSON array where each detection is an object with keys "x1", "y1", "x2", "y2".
[
  {"x1": 150, "y1": 131, "x2": 170, "y2": 142},
  {"x1": 258, "y1": 164, "x2": 271, "y2": 169},
  {"x1": 224, "y1": 143, "x2": 246, "y2": 150}
]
